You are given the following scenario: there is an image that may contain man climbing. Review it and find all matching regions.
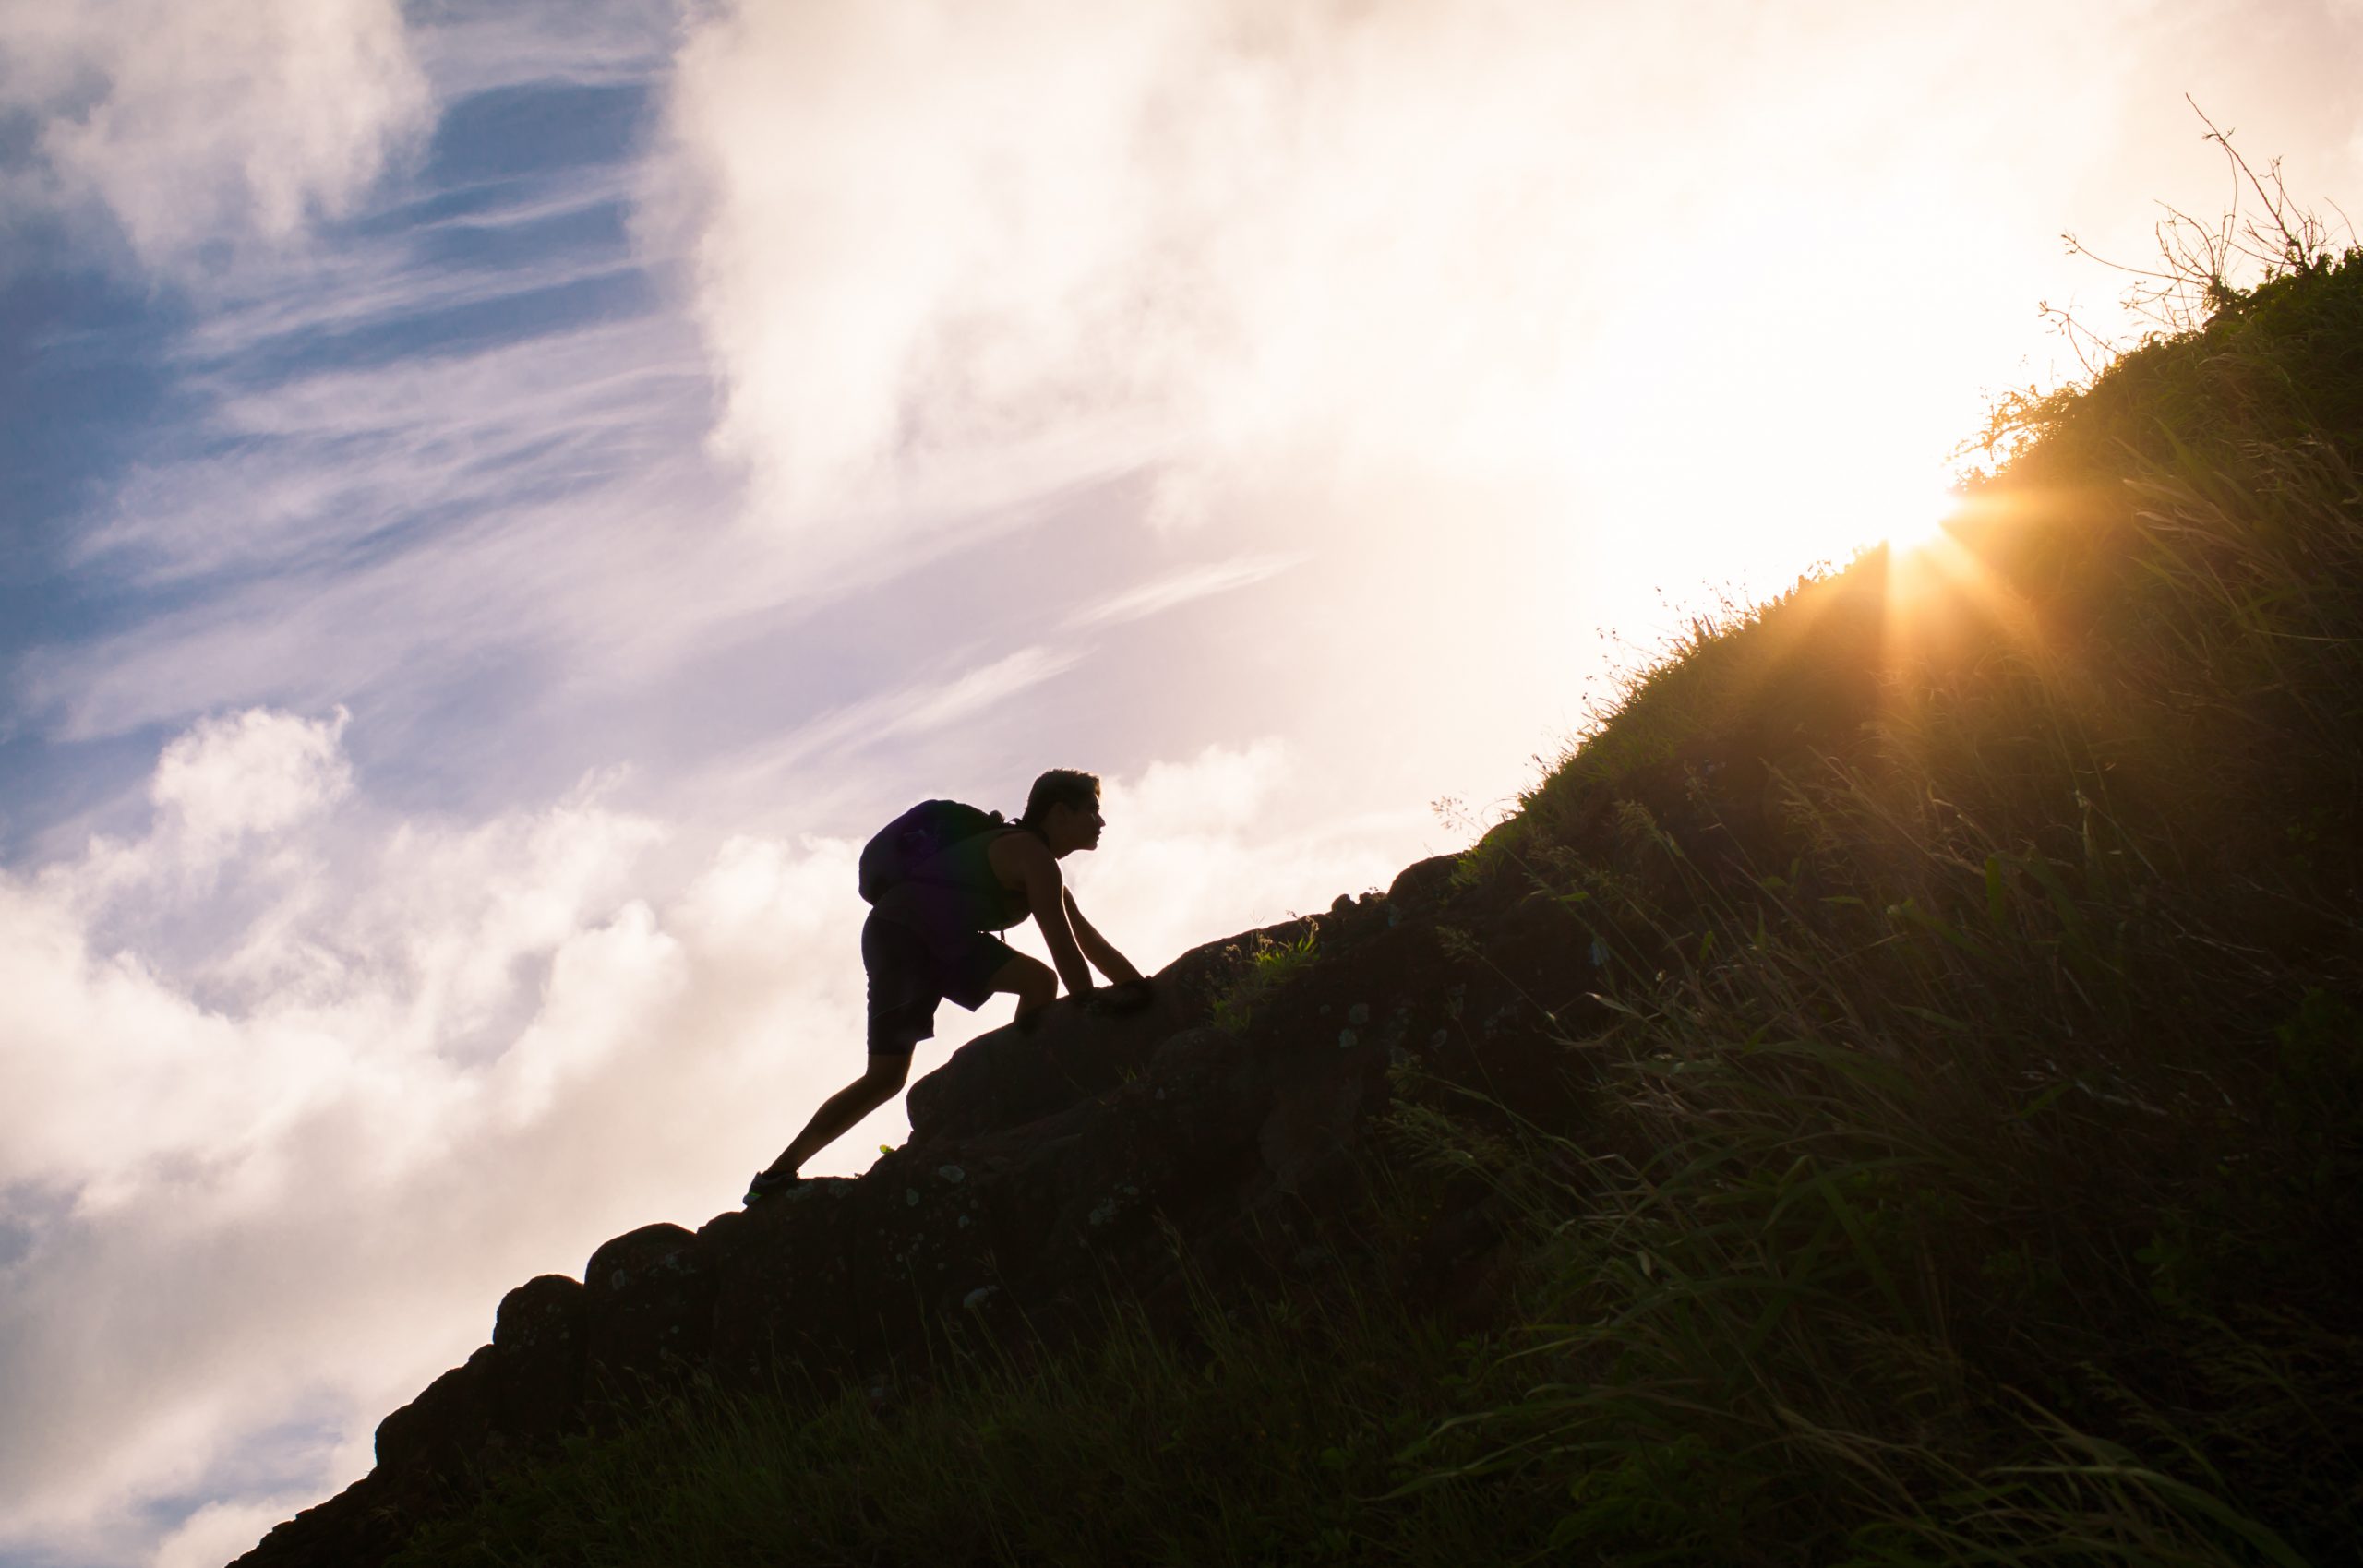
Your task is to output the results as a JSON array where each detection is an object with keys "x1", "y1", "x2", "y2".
[{"x1": 744, "y1": 768, "x2": 1147, "y2": 1202}]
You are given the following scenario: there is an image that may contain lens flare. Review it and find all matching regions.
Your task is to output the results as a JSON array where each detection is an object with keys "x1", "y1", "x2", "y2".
[{"x1": 1882, "y1": 490, "x2": 1961, "y2": 552}]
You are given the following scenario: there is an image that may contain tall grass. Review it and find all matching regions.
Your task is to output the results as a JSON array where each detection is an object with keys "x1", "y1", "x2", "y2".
[
  {"x1": 1415, "y1": 246, "x2": 2363, "y2": 1563},
  {"x1": 392, "y1": 1263, "x2": 1576, "y2": 1567}
]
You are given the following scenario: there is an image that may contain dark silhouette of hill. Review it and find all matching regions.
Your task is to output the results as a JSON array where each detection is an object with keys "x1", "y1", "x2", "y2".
[
  {"x1": 237, "y1": 240, "x2": 2363, "y2": 1567},
  {"x1": 236, "y1": 848, "x2": 1591, "y2": 1564}
]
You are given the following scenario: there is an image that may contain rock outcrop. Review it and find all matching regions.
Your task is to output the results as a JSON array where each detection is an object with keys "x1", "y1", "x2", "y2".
[{"x1": 235, "y1": 850, "x2": 1601, "y2": 1566}]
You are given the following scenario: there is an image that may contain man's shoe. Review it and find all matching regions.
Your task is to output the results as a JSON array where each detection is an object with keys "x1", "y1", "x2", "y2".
[{"x1": 743, "y1": 1167, "x2": 801, "y2": 1204}]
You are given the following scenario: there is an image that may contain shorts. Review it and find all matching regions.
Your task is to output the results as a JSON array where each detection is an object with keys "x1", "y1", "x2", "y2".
[{"x1": 861, "y1": 901, "x2": 1021, "y2": 1057}]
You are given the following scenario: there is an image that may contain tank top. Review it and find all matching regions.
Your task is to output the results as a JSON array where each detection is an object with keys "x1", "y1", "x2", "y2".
[{"x1": 889, "y1": 824, "x2": 1035, "y2": 934}]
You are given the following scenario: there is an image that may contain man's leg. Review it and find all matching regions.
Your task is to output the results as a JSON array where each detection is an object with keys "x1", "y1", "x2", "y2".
[
  {"x1": 986, "y1": 952, "x2": 1058, "y2": 1026},
  {"x1": 762, "y1": 1051, "x2": 912, "y2": 1179},
  {"x1": 756, "y1": 908, "x2": 935, "y2": 1185},
  {"x1": 761, "y1": 939, "x2": 1050, "y2": 1186}
]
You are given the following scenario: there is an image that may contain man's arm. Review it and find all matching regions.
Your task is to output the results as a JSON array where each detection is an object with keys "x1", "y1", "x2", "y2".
[
  {"x1": 1009, "y1": 838, "x2": 1096, "y2": 998},
  {"x1": 1063, "y1": 889, "x2": 1142, "y2": 986}
]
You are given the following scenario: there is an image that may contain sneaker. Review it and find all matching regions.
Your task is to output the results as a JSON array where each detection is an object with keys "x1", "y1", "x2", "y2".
[{"x1": 743, "y1": 1167, "x2": 801, "y2": 1204}]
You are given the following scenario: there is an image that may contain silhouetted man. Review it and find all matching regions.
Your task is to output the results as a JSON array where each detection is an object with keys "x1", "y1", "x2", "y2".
[{"x1": 745, "y1": 768, "x2": 1146, "y2": 1201}]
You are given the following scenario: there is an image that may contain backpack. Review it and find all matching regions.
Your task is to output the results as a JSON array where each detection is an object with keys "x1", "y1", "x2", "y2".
[{"x1": 858, "y1": 798, "x2": 1007, "y2": 904}]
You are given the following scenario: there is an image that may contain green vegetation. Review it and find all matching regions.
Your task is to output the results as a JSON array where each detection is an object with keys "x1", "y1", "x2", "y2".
[
  {"x1": 1208, "y1": 924, "x2": 1323, "y2": 1034},
  {"x1": 396, "y1": 215, "x2": 2361, "y2": 1566}
]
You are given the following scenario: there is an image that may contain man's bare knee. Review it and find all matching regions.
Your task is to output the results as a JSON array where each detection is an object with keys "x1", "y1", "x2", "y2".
[
  {"x1": 862, "y1": 1054, "x2": 912, "y2": 1095},
  {"x1": 1019, "y1": 961, "x2": 1057, "y2": 1006},
  {"x1": 1020, "y1": 972, "x2": 1057, "y2": 1008}
]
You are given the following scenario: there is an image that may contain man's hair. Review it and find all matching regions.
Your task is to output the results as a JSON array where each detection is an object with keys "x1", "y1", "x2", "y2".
[{"x1": 1019, "y1": 768, "x2": 1100, "y2": 831}]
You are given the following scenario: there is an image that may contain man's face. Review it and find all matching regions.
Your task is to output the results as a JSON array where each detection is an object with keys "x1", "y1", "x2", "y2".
[{"x1": 1048, "y1": 797, "x2": 1105, "y2": 856}]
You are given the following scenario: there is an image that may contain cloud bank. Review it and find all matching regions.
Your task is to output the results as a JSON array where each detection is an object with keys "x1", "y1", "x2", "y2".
[{"x1": 0, "y1": 709, "x2": 1411, "y2": 1564}]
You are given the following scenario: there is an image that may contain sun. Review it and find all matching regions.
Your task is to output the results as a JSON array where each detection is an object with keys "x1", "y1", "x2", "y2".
[{"x1": 1879, "y1": 487, "x2": 1962, "y2": 553}]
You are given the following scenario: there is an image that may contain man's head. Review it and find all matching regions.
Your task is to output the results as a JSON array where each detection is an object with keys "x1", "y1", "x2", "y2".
[{"x1": 1020, "y1": 768, "x2": 1103, "y2": 857}]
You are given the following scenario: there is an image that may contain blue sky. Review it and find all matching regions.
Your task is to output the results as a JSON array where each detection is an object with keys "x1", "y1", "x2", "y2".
[{"x1": 5, "y1": 1, "x2": 2360, "y2": 1563}]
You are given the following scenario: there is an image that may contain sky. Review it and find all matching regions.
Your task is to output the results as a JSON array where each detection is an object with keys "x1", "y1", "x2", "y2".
[{"x1": 2, "y1": 1, "x2": 2359, "y2": 1562}]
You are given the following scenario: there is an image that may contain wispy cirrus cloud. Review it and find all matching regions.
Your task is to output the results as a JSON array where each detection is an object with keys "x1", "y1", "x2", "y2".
[
  {"x1": 1064, "y1": 551, "x2": 1306, "y2": 630},
  {"x1": 4, "y1": 13, "x2": 743, "y2": 835},
  {"x1": 701, "y1": 643, "x2": 1089, "y2": 811},
  {"x1": 874, "y1": 646, "x2": 1086, "y2": 741}
]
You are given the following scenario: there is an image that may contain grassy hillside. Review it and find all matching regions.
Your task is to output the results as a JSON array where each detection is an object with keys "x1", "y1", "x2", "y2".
[{"x1": 390, "y1": 243, "x2": 2362, "y2": 1567}]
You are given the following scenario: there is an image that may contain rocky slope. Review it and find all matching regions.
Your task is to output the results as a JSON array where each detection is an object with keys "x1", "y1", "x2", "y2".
[{"x1": 234, "y1": 845, "x2": 1602, "y2": 1566}]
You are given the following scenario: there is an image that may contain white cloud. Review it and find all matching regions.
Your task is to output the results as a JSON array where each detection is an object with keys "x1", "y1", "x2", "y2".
[
  {"x1": 150, "y1": 707, "x2": 354, "y2": 862},
  {"x1": 1110, "y1": 736, "x2": 1292, "y2": 841},
  {"x1": 2, "y1": 0, "x2": 433, "y2": 276},
  {"x1": 0, "y1": 710, "x2": 699, "y2": 1555},
  {"x1": 654, "y1": 0, "x2": 1169, "y2": 518},
  {"x1": 654, "y1": 1, "x2": 2047, "y2": 534}
]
